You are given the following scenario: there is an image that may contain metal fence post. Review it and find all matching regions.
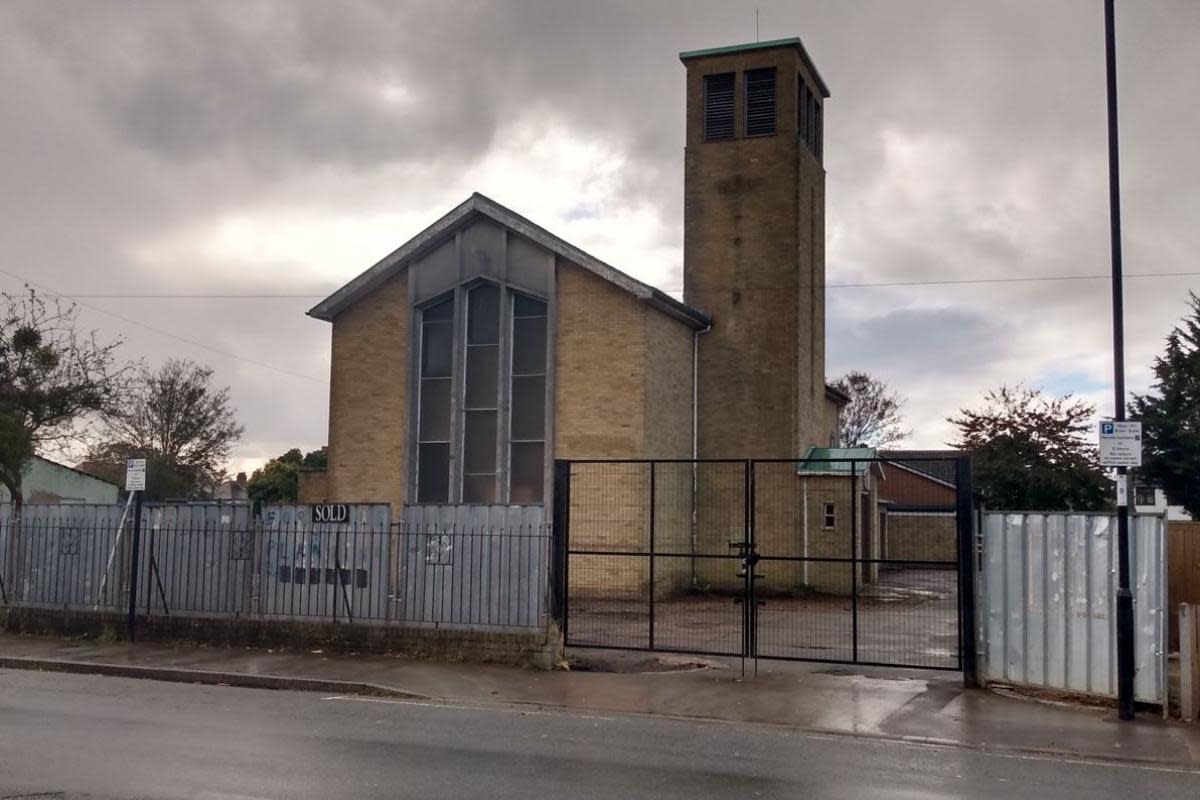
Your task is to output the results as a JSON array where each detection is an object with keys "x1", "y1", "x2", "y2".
[
  {"x1": 648, "y1": 461, "x2": 656, "y2": 651},
  {"x1": 127, "y1": 491, "x2": 143, "y2": 641},
  {"x1": 850, "y1": 461, "x2": 858, "y2": 664},
  {"x1": 956, "y1": 456, "x2": 979, "y2": 688},
  {"x1": 550, "y1": 460, "x2": 571, "y2": 636},
  {"x1": 1181, "y1": 603, "x2": 1200, "y2": 724}
]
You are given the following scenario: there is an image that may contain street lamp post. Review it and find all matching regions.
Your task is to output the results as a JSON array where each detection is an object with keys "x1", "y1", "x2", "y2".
[{"x1": 1104, "y1": 0, "x2": 1135, "y2": 722}]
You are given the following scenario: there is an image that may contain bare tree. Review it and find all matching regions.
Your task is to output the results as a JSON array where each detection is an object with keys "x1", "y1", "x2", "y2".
[
  {"x1": 89, "y1": 358, "x2": 244, "y2": 499},
  {"x1": 830, "y1": 371, "x2": 910, "y2": 448},
  {"x1": 0, "y1": 289, "x2": 129, "y2": 515}
]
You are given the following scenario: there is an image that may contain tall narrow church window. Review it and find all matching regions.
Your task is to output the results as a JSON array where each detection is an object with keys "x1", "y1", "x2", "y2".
[
  {"x1": 462, "y1": 283, "x2": 500, "y2": 503},
  {"x1": 703, "y1": 73, "x2": 735, "y2": 140},
  {"x1": 417, "y1": 296, "x2": 454, "y2": 503},
  {"x1": 509, "y1": 293, "x2": 547, "y2": 503},
  {"x1": 745, "y1": 68, "x2": 776, "y2": 136}
]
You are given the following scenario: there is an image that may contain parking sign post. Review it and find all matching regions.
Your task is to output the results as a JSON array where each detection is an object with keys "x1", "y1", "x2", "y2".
[{"x1": 125, "y1": 459, "x2": 147, "y2": 641}]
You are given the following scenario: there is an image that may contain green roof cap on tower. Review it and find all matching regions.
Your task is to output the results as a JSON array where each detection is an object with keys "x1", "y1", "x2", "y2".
[{"x1": 679, "y1": 37, "x2": 830, "y2": 97}]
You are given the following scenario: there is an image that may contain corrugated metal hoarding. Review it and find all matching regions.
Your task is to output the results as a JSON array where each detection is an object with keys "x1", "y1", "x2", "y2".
[
  {"x1": 1, "y1": 503, "x2": 127, "y2": 610},
  {"x1": 261, "y1": 504, "x2": 392, "y2": 621},
  {"x1": 980, "y1": 511, "x2": 1166, "y2": 704},
  {"x1": 400, "y1": 504, "x2": 548, "y2": 629}
]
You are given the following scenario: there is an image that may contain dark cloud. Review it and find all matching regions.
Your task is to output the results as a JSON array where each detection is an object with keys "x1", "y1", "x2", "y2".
[{"x1": 1, "y1": 0, "x2": 1197, "y2": 463}]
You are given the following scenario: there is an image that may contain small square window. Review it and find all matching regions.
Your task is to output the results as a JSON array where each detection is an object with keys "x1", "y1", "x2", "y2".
[
  {"x1": 1134, "y1": 487, "x2": 1156, "y2": 507},
  {"x1": 822, "y1": 502, "x2": 836, "y2": 529}
]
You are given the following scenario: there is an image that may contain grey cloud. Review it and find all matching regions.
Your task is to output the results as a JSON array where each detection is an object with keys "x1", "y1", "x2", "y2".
[{"x1": 2, "y1": 0, "x2": 1197, "y2": 463}]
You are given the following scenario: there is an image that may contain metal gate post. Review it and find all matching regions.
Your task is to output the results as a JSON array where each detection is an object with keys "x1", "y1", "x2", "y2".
[
  {"x1": 648, "y1": 462, "x2": 656, "y2": 651},
  {"x1": 748, "y1": 459, "x2": 757, "y2": 671},
  {"x1": 551, "y1": 460, "x2": 571, "y2": 637},
  {"x1": 743, "y1": 460, "x2": 752, "y2": 664},
  {"x1": 850, "y1": 461, "x2": 859, "y2": 664},
  {"x1": 956, "y1": 456, "x2": 979, "y2": 688}
]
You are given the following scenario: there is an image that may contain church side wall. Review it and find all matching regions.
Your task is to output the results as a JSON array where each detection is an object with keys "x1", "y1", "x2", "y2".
[
  {"x1": 322, "y1": 272, "x2": 410, "y2": 514},
  {"x1": 555, "y1": 261, "x2": 651, "y2": 599},
  {"x1": 643, "y1": 309, "x2": 698, "y2": 595}
]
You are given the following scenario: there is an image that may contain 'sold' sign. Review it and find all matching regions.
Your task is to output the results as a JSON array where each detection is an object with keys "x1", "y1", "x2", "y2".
[{"x1": 313, "y1": 504, "x2": 350, "y2": 523}]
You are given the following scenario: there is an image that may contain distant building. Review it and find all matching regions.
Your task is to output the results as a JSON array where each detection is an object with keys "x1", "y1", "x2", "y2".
[
  {"x1": 0, "y1": 455, "x2": 120, "y2": 505},
  {"x1": 212, "y1": 472, "x2": 249, "y2": 502},
  {"x1": 1134, "y1": 484, "x2": 1191, "y2": 521},
  {"x1": 876, "y1": 450, "x2": 963, "y2": 563}
]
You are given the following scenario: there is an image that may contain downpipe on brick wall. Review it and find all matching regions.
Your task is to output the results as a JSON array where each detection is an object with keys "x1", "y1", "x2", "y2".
[{"x1": 690, "y1": 322, "x2": 712, "y2": 588}]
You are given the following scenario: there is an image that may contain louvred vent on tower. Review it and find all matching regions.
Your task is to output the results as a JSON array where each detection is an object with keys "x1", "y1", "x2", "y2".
[{"x1": 703, "y1": 73, "x2": 735, "y2": 140}]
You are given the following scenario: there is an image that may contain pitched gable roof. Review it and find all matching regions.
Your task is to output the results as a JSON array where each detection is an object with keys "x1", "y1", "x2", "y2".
[{"x1": 307, "y1": 193, "x2": 710, "y2": 329}]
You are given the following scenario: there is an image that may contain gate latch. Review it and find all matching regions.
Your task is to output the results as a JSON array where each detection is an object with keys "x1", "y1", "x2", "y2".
[{"x1": 737, "y1": 551, "x2": 761, "y2": 578}]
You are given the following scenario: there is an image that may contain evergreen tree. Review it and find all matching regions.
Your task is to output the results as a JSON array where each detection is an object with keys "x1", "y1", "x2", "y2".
[{"x1": 1130, "y1": 292, "x2": 1200, "y2": 517}]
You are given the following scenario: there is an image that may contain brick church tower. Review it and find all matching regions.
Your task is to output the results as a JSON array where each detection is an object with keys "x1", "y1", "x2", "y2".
[{"x1": 681, "y1": 38, "x2": 835, "y2": 458}]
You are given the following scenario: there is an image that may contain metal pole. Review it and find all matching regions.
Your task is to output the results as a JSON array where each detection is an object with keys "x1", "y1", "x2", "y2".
[
  {"x1": 127, "y1": 490, "x2": 143, "y2": 641},
  {"x1": 850, "y1": 462, "x2": 859, "y2": 664},
  {"x1": 1104, "y1": 0, "x2": 1135, "y2": 721},
  {"x1": 648, "y1": 462, "x2": 656, "y2": 651},
  {"x1": 551, "y1": 460, "x2": 570, "y2": 639},
  {"x1": 956, "y1": 457, "x2": 979, "y2": 688}
]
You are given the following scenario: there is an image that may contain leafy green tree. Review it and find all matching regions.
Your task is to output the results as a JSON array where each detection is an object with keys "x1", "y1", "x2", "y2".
[
  {"x1": 830, "y1": 371, "x2": 910, "y2": 448},
  {"x1": 1130, "y1": 292, "x2": 1200, "y2": 517},
  {"x1": 0, "y1": 289, "x2": 128, "y2": 515},
  {"x1": 246, "y1": 447, "x2": 327, "y2": 510},
  {"x1": 948, "y1": 385, "x2": 1110, "y2": 511}
]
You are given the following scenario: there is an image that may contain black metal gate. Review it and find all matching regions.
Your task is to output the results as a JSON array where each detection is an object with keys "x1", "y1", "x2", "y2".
[{"x1": 552, "y1": 456, "x2": 976, "y2": 681}]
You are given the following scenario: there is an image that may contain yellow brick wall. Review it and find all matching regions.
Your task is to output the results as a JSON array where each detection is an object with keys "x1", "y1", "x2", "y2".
[
  {"x1": 682, "y1": 46, "x2": 829, "y2": 459},
  {"x1": 555, "y1": 261, "x2": 697, "y2": 598},
  {"x1": 554, "y1": 261, "x2": 646, "y2": 460},
  {"x1": 323, "y1": 272, "x2": 410, "y2": 513},
  {"x1": 881, "y1": 513, "x2": 956, "y2": 563}
]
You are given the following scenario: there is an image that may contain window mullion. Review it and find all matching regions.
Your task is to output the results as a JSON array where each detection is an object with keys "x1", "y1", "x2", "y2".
[
  {"x1": 452, "y1": 285, "x2": 466, "y2": 504},
  {"x1": 499, "y1": 288, "x2": 514, "y2": 503}
]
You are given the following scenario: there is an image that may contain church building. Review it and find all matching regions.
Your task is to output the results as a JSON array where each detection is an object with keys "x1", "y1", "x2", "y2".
[{"x1": 300, "y1": 37, "x2": 845, "y2": 522}]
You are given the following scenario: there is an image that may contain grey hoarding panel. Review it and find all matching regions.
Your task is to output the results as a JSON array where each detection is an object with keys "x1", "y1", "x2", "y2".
[
  {"x1": 980, "y1": 512, "x2": 1165, "y2": 704},
  {"x1": 261, "y1": 504, "x2": 392, "y2": 621},
  {"x1": 400, "y1": 504, "x2": 548, "y2": 630}
]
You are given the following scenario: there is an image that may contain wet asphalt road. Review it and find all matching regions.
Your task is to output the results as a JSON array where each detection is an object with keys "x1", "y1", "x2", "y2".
[{"x1": 0, "y1": 668, "x2": 1196, "y2": 799}]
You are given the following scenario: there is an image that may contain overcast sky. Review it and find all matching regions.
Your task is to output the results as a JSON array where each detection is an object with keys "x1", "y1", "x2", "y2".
[{"x1": 3, "y1": 0, "x2": 1196, "y2": 473}]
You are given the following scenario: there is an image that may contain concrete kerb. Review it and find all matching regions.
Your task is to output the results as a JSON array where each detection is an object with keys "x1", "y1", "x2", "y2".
[{"x1": 0, "y1": 655, "x2": 432, "y2": 701}]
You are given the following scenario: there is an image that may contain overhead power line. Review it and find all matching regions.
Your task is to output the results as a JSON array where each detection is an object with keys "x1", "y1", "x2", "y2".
[
  {"x1": 17, "y1": 270, "x2": 1199, "y2": 299},
  {"x1": 0, "y1": 267, "x2": 327, "y2": 385}
]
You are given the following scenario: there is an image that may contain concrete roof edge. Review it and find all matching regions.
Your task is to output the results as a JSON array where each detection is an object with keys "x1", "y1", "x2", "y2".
[
  {"x1": 308, "y1": 192, "x2": 710, "y2": 329},
  {"x1": 32, "y1": 455, "x2": 121, "y2": 487},
  {"x1": 678, "y1": 37, "x2": 830, "y2": 98},
  {"x1": 824, "y1": 383, "x2": 851, "y2": 405},
  {"x1": 307, "y1": 194, "x2": 478, "y2": 321}
]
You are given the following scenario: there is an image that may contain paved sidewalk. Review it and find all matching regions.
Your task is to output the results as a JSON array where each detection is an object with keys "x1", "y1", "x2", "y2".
[{"x1": 1, "y1": 632, "x2": 1197, "y2": 767}]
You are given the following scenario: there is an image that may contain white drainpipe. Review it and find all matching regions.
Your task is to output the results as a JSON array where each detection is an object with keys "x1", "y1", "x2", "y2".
[{"x1": 690, "y1": 321, "x2": 712, "y2": 587}]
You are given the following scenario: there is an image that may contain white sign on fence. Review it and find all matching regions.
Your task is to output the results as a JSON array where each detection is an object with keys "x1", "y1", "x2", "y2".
[
  {"x1": 125, "y1": 458, "x2": 147, "y2": 491},
  {"x1": 1099, "y1": 421, "x2": 1142, "y2": 467}
]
